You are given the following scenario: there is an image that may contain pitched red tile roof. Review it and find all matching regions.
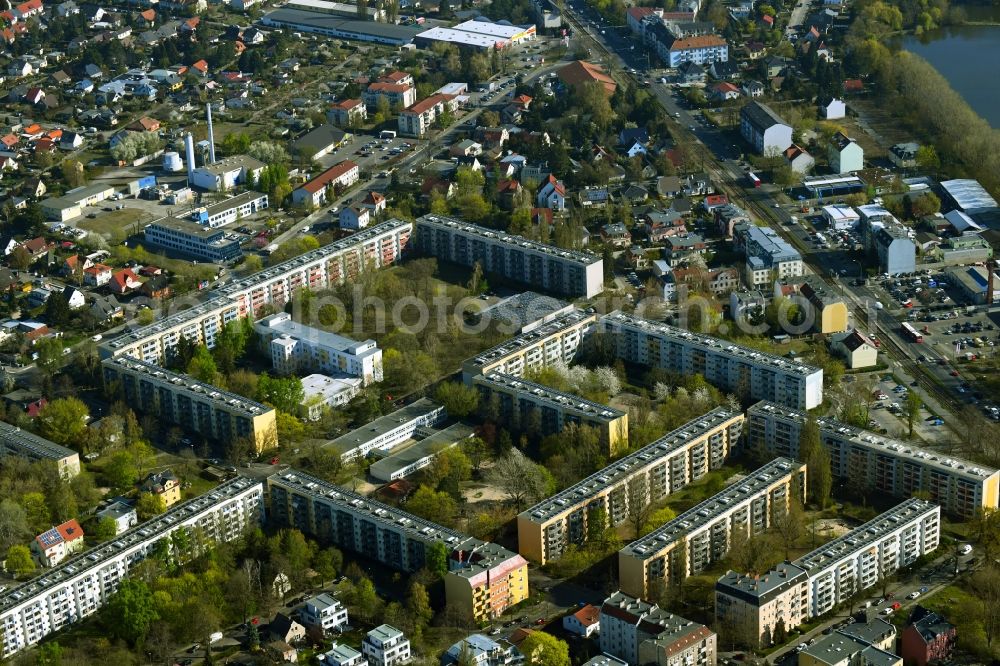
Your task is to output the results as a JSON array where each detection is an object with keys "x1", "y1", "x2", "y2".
[
  {"x1": 404, "y1": 93, "x2": 452, "y2": 115},
  {"x1": 57, "y1": 519, "x2": 84, "y2": 542},
  {"x1": 191, "y1": 59, "x2": 208, "y2": 73},
  {"x1": 557, "y1": 60, "x2": 616, "y2": 95},
  {"x1": 140, "y1": 8, "x2": 155, "y2": 20},
  {"x1": 300, "y1": 160, "x2": 358, "y2": 194},
  {"x1": 331, "y1": 98, "x2": 362, "y2": 110}
]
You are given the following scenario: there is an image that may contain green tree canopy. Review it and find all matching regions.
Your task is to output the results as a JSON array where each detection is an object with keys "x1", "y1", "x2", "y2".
[
  {"x1": 105, "y1": 579, "x2": 160, "y2": 646},
  {"x1": 520, "y1": 631, "x2": 570, "y2": 666},
  {"x1": 38, "y1": 398, "x2": 89, "y2": 449}
]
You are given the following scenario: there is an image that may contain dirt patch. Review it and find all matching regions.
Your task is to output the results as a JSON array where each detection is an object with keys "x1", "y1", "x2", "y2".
[{"x1": 813, "y1": 518, "x2": 853, "y2": 539}]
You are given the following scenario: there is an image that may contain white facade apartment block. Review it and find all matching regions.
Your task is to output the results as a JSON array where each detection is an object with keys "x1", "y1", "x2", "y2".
[
  {"x1": 300, "y1": 593, "x2": 349, "y2": 633},
  {"x1": 461, "y1": 309, "x2": 597, "y2": 383},
  {"x1": 600, "y1": 312, "x2": 823, "y2": 410},
  {"x1": 363, "y1": 624, "x2": 411, "y2": 666},
  {"x1": 517, "y1": 408, "x2": 744, "y2": 565},
  {"x1": 618, "y1": 458, "x2": 806, "y2": 599},
  {"x1": 0, "y1": 477, "x2": 263, "y2": 657},
  {"x1": 746, "y1": 401, "x2": 1000, "y2": 518},
  {"x1": 415, "y1": 214, "x2": 605, "y2": 299},
  {"x1": 254, "y1": 312, "x2": 382, "y2": 384},
  {"x1": 100, "y1": 219, "x2": 413, "y2": 364}
]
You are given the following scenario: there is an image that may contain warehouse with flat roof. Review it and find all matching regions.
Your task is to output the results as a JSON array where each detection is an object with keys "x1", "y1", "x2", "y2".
[{"x1": 260, "y1": 8, "x2": 422, "y2": 44}]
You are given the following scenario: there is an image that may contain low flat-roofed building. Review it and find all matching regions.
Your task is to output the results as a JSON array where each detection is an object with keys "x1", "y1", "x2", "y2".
[
  {"x1": 190, "y1": 191, "x2": 268, "y2": 228},
  {"x1": 369, "y1": 422, "x2": 475, "y2": 482},
  {"x1": 301, "y1": 373, "x2": 363, "y2": 420},
  {"x1": 144, "y1": 217, "x2": 244, "y2": 263},
  {"x1": 746, "y1": 401, "x2": 999, "y2": 518},
  {"x1": 517, "y1": 408, "x2": 743, "y2": 564},
  {"x1": 0, "y1": 419, "x2": 80, "y2": 478},
  {"x1": 469, "y1": 291, "x2": 574, "y2": 334},
  {"x1": 620, "y1": 457, "x2": 807, "y2": 599},
  {"x1": 822, "y1": 205, "x2": 860, "y2": 230},
  {"x1": 940, "y1": 178, "x2": 999, "y2": 216},
  {"x1": 260, "y1": 8, "x2": 422, "y2": 45},
  {"x1": 415, "y1": 19, "x2": 535, "y2": 50},
  {"x1": 473, "y1": 372, "x2": 628, "y2": 455},
  {"x1": 945, "y1": 264, "x2": 1000, "y2": 305},
  {"x1": 326, "y1": 397, "x2": 445, "y2": 460}
]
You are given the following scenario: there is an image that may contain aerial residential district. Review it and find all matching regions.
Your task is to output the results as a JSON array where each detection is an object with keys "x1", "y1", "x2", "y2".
[{"x1": 1, "y1": 0, "x2": 1000, "y2": 662}]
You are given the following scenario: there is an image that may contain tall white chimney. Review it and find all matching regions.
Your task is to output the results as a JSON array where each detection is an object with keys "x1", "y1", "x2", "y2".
[
  {"x1": 185, "y1": 132, "x2": 196, "y2": 186},
  {"x1": 206, "y1": 103, "x2": 216, "y2": 165}
]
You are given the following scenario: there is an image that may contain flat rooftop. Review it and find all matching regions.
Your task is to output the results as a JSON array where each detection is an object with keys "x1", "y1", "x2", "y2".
[
  {"x1": 102, "y1": 356, "x2": 272, "y2": 417},
  {"x1": 627, "y1": 457, "x2": 799, "y2": 560},
  {"x1": 416, "y1": 26, "x2": 505, "y2": 48},
  {"x1": 262, "y1": 8, "x2": 422, "y2": 41},
  {"x1": 749, "y1": 401, "x2": 998, "y2": 482},
  {"x1": 716, "y1": 561, "x2": 808, "y2": 602},
  {"x1": 369, "y1": 422, "x2": 476, "y2": 480},
  {"x1": 0, "y1": 476, "x2": 259, "y2": 613},
  {"x1": 477, "y1": 372, "x2": 624, "y2": 421},
  {"x1": 147, "y1": 217, "x2": 227, "y2": 240},
  {"x1": 467, "y1": 309, "x2": 593, "y2": 369},
  {"x1": 941, "y1": 179, "x2": 999, "y2": 212},
  {"x1": 201, "y1": 190, "x2": 267, "y2": 217},
  {"x1": 256, "y1": 314, "x2": 377, "y2": 356},
  {"x1": 521, "y1": 408, "x2": 740, "y2": 524},
  {"x1": 601, "y1": 311, "x2": 820, "y2": 378},
  {"x1": 793, "y1": 498, "x2": 936, "y2": 576},
  {"x1": 0, "y1": 419, "x2": 76, "y2": 461},
  {"x1": 417, "y1": 214, "x2": 600, "y2": 266},
  {"x1": 269, "y1": 468, "x2": 469, "y2": 544},
  {"x1": 326, "y1": 397, "x2": 443, "y2": 456}
]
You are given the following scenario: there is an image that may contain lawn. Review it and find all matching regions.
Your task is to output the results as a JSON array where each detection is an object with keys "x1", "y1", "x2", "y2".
[{"x1": 77, "y1": 208, "x2": 145, "y2": 236}]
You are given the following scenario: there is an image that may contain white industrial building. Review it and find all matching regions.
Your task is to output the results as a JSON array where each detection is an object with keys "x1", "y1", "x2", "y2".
[{"x1": 190, "y1": 155, "x2": 266, "y2": 191}]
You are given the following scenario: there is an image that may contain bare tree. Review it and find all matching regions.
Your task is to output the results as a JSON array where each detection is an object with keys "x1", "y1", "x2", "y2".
[
  {"x1": 486, "y1": 450, "x2": 549, "y2": 510},
  {"x1": 626, "y1": 475, "x2": 651, "y2": 539}
]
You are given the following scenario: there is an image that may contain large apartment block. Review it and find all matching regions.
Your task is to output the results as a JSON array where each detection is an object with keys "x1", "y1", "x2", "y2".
[
  {"x1": 0, "y1": 420, "x2": 80, "y2": 478},
  {"x1": 254, "y1": 312, "x2": 383, "y2": 384},
  {"x1": 618, "y1": 457, "x2": 807, "y2": 599},
  {"x1": 461, "y1": 309, "x2": 596, "y2": 382},
  {"x1": 517, "y1": 408, "x2": 744, "y2": 565},
  {"x1": 0, "y1": 476, "x2": 263, "y2": 657},
  {"x1": 415, "y1": 214, "x2": 604, "y2": 299},
  {"x1": 746, "y1": 401, "x2": 999, "y2": 518},
  {"x1": 102, "y1": 356, "x2": 278, "y2": 453},
  {"x1": 101, "y1": 219, "x2": 413, "y2": 365},
  {"x1": 599, "y1": 311, "x2": 823, "y2": 410},
  {"x1": 473, "y1": 372, "x2": 629, "y2": 456},
  {"x1": 599, "y1": 591, "x2": 717, "y2": 666},
  {"x1": 715, "y1": 499, "x2": 940, "y2": 645},
  {"x1": 267, "y1": 470, "x2": 529, "y2": 622}
]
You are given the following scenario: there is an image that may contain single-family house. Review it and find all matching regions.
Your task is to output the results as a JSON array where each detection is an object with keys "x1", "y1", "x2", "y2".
[
  {"x1": 831, "y1": 328, "x2": 878, "y2": 369},
  {"x1": 783, "y1": 144, "x2": 815, "y2": 174},
  {"x1": 109, "y1": 268, "x2": 141, "y2": 294},
  {"x1": 601, "y1": 222, "x2": 631, "y2": 247},
  {"x1": 31, "y1": 519, "x2": 85, "y2": 567},
  {"x1": 90, "y1": 294, "x2": 124, "y2": 322},
  {"x1": 820, "y1": 97, "x2": 846, "y2": 119},
  {"x1": 140, "y1": 469, "x2": 181, "y2": 507},
  {"x1": 536, "y1": 175, "x2": 566, "y2": 211},
  {"x1": 339, "y1": 206, "x2": 370, "y2": 230},
  {"x1": 901, "y1": 607, "x2": 956, "y2": 666},
  {"x1": 828, "y1": 131, "x2": 864, "y2": 173},
  {"x1": 61, "y1": 286, "x2": 86, "y2": 309}
]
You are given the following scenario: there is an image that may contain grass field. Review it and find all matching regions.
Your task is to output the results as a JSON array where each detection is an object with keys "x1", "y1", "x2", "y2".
[{"x1": 78, "y1": 208, "x2": 145, "y2": 236}]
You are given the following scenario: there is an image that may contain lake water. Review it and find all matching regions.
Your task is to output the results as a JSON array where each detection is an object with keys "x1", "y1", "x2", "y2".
[{"x1": 902, "y1": 8, "x2": 1000, "y2": 129}]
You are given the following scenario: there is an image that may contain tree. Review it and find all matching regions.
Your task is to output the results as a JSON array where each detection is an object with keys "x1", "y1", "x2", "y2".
[
  {"x1": 257, "y1": 373, "x2": 305, "y2": 414},
  {"x1": 6, "y1": 544, "x2": 35, "y2": 577},
  {"x1": 771, "y1": 487, "x2": 806, "y2": 559},
  {"x1": 626, "y1": 476, "x2": 651, "y2": 538},
  {"x1": 38, "y1": 398, "x2": 89, "y2": 448},
  {"x1": 187, "y1": 344, "x2": 220, "y2": 384},
  {"x1": 93, "y1": 516, "x2": 119, "y2": 541},
  {"x1": 434, "y1": 382, "x2": 480, "y2": 417},
  {"x1": 809, "y1": 444, "x2": 833, "y2": 509},
  {"x1": 641, "y1": 506, "x2": 677, "y2": 537},
  {"x1": 313, "y1": 547, "x2": 343, "y2": 585},
  {"x1": 104, "y1": 451, "x2": 139, "y2": 491},
  {"x1": 427, "y1": 541, "x2": 448, "y2": 578},
  {"x1": 357, "y1": 0, "x2": 368, "y2": 18},
  {"x1": 45, "y1": 294, "x2": 73, "y2": 328},
  {"x1": 519, "y1": 630, "x2": 570, "y2": 666},
  {"x1": 406, "y1": 581, "x2": 433, "y2": 633},
  {"x1": 0, "y1": 499, "x2": 30, "y2": 552},
  {"x1": 406, "y1": 485, "x2": 458, "y2": 526},
  {"x1": 970, "y1": 566, "x2": 1000, "y2": 648},
  {"x1": 486, "y1": 449, "x2": 553, "y2": 510},
  {"x1": 137, "y1": 492, "x2": 166, "y2": 519},
  {"x1": 353, "y1": 577, "x2": 384, "y2": 623},
  {"x1": 905, "y1": 391, "x2": 922, "y2": 438},
  {"x1": 106, "y1": 578, "x2": 159, "y2": 646},
  {"x1": 423, "y1": 447, "x2": 472, "y2": 491},
  {"x1": 726, "y1": 526, "x2": 778, "y2": 576}
]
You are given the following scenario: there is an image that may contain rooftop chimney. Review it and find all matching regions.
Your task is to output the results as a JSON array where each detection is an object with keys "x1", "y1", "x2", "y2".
[
  {"x1": 184, "y1": 132, "x2": 196, "y2": 186},
  {"x1": 206, "y1": 102, "x2": 216, "y2": 165}
]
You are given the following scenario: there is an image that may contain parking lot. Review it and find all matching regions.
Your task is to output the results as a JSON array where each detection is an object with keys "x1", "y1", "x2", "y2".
[{"x1": 867, "y1": 376, "x2": 953, "y2": 446}]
